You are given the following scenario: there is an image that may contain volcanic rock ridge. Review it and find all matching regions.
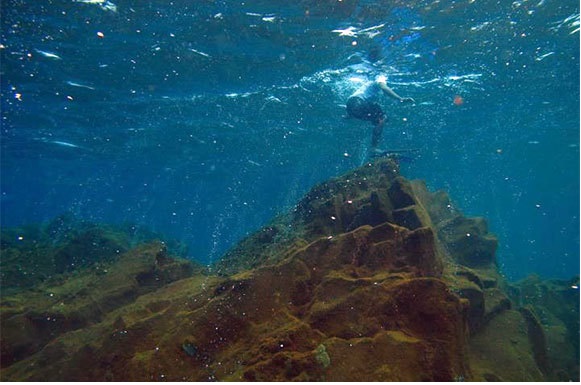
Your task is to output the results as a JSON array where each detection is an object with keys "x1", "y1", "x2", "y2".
[{"x1": 0, "y1": 158, "x2": 578, "y2": 381}]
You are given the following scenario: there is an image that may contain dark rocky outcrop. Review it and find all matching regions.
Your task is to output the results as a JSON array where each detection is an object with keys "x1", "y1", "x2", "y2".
[
  {"x1": 0, "y1": 157, "x2": 578, "y2": 381},
  {"x1": 508, "y1": 275, "x2": 580, "y2": 381},
  {"x1": 0, "y1": 216, "x2": 187, "y2": 292},
  {"x1": 0, "y1": 242, "x2": 194, "y2": 369}
]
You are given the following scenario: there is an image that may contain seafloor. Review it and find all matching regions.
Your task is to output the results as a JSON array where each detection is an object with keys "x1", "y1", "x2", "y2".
[{"x1": 0, "y1": 157, "x2": 578, "y2": 381}]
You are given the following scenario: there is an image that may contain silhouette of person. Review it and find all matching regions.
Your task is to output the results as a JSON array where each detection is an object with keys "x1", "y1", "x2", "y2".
[{"x1": 346, "y1": 74, "x2": 415, "y2": 155}]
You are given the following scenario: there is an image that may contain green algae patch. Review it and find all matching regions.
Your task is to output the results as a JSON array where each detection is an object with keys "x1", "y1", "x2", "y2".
[{"x1": 314, "y1": 344, "x2": 331, "y2": 369}]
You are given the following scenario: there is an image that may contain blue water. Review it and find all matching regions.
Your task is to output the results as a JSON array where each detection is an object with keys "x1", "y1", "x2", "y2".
[{"x1": 1, "y1": 0, "x2": 579, "y2": 280}]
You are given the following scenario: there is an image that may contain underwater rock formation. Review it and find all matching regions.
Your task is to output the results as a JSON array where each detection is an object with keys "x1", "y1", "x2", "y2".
[
  {"x1": 0, "y1": 215, "x2": 187, "y2": 292},
  {"x1": 0, "y1": 158, "x2": 578, "y2": 381},
  {"x1": 0, "y1": 242, "x2": 194, "y2": 369}
]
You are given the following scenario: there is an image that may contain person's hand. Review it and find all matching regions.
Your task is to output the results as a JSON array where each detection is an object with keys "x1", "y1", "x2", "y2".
[{"x1": 401, "y1": 97, "x2": 415, "y2": 104}]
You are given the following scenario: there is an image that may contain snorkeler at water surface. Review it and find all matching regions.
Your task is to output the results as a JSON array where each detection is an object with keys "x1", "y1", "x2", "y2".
[{"x1": 346, "y1": 74, "x2": 415, "y2": 155}]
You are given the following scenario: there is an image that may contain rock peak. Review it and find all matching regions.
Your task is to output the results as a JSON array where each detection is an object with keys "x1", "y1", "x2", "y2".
[{"x1": 1, "y1": 157, "x2": 578, "y2": 381}]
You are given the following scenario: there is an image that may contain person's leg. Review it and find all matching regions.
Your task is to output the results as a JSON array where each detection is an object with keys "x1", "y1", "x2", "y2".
[
  {"x1": 371, "y1": 119, "x2": 384, "y2": 150},
  {"x1": 347, "y1": 99, "x2": 386, "y2": 154}
]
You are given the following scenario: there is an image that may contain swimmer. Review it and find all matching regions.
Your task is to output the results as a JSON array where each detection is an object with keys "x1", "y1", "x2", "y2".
[{"x1": 346, "y1": 74, "x2": 415, "y2": 155}]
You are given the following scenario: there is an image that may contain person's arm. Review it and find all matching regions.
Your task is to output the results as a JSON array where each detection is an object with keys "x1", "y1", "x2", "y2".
[{"x1": 377, "y1": 80, "x2": 415, "y2": 103}]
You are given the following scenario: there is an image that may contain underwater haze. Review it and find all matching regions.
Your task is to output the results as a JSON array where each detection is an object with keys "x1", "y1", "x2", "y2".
[{"x1": 1, "y1": 0, "x2": 579, "y2": 281}]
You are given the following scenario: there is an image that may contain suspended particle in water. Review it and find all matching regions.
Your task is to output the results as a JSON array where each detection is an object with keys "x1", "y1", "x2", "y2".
[
  {"x1": 97, "y1": 31, "x2": 105, "y2": 38},
  {"x1": 453, "y1": 95, "x2": 464, "y2": 106}
]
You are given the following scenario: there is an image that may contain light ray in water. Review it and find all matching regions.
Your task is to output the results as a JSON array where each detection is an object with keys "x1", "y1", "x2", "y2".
[
  {"x1": 66, "y1": 81, "x2": 96, "y2": 90},
  {"x1": 73, "y1": 0, "x2": 117, "y2": 12},
  {"x1": 188, "y1": 48, "x2": 211, "y2": 58},
  {"x1": 34, "y1": 49, "x2": 62, "y2": 60},
  {"x1": 43, "y1": 140, "x2": 82, "y2": 149},
  {"x1": 535, "y1": 52, "x2": 555, "y2": 61}
]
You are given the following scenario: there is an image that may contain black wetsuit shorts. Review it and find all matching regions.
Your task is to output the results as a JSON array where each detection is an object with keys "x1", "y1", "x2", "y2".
[{"x1": 346, "y1": 96, "x2": 385, "y2": 124}]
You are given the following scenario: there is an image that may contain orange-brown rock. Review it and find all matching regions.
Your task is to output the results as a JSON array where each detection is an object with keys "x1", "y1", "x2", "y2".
[
  {"x1": 0, "y1": 242, "x2": 193, "y2": 369},
  {"x1": 0, "y1": 158, "x2": 578, "y2": 381}
]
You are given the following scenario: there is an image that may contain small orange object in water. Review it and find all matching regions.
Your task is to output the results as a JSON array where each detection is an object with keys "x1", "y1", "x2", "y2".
[{"x1": 453, "y1": 95, "x2": 464, "y2": 106}]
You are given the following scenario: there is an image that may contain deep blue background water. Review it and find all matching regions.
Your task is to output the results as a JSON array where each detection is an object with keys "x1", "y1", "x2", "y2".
[{"x1": 1, "y1": 0, "x2": 579, "y2": 280}]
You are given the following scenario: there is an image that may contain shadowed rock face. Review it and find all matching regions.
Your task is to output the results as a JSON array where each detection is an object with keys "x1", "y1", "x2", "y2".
[
  {"x1": 0, "y1": 242, "x2": 194, "y2": 369},
  {"x1": 0, "y1": 217, "x2": 188, "y2": 292},
  {"x1": 0, "y1": 158, "x2": 578, "y2": 381}
]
